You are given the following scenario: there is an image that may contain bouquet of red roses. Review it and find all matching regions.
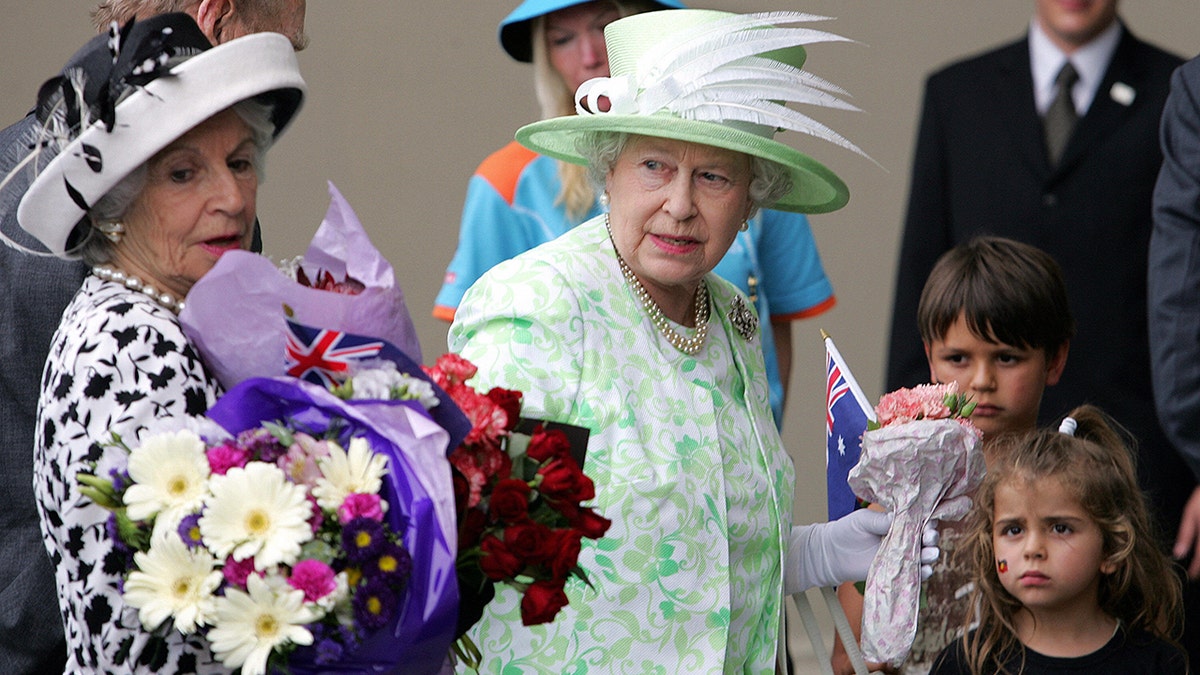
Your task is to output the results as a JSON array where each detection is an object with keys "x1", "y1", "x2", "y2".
[{"x1": 422, "y1": 354, "x2": 611, "y2": 667}]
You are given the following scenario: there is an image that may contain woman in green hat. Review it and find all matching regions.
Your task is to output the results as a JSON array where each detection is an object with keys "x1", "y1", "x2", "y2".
[
  {"x1": 449, "y1": 9, "x2": 915, "y2": 673},
  {"x1": 434, "y1": 0, "x2": 838, "y2": 433}
]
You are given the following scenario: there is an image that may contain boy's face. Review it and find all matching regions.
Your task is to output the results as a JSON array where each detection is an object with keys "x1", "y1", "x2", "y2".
[{"x1": 925, "y1": 314, "x2": 1068, "y2": 441}]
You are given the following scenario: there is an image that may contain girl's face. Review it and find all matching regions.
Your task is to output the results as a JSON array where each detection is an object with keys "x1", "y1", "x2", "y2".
[
  {"x1": 992, "y1": 475, "x2": 1114, "y2": 621},
  {"x1": 545, "y1": 1, "x2": 620, "y2": 94},
  {"x1": 925, "y1": 313, "x2": 1067, "y2": 442}
]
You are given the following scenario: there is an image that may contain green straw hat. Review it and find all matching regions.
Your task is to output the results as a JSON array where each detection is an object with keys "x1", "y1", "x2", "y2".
[{"x1": 515, "y1": 9, "x2": 863, "y2": 214}]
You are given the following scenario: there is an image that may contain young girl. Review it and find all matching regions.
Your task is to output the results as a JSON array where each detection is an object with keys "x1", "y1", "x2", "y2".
[{"x1": 930, "y1": 405, "x2": 1187, "y2": 674}]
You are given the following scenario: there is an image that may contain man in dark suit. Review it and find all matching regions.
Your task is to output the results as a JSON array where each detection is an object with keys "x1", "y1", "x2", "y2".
[
  {"x1": 0, "y1": 3, "x2": 305, "y2": 673},
  {"x1": 885, "y1": 0, "x2": 1197, "y2": 663},
  {"x1": 1149, "y1": 51, "x2": 1200, "y2": 662}
]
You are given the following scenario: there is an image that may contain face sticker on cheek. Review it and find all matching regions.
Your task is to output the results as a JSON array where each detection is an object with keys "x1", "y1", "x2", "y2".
[{"x1": 997, "y1": 559, "x2": 1008, "y2": 574}]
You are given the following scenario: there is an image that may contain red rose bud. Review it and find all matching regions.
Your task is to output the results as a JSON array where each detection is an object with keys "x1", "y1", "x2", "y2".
[
  {"x1": 526, "y1": 427, "x2": 571, "y2": 463},
  {"x1": 538, "y1": 457, "x2": 595, "y2": 502},
  {"x1": 547, "y1": 529, "x2": 583, "y2": 579},
  {"x1": 458, "y1": 507, "x2": 487, "y2": 550},
  {"x1": 520, "y1": 579, "x2": 570, "y2": 625},
  {"x1": 490, "y1": 478, "x2": 532, "y2": 524},
  {"x1": 503, "y1": 521, "x2": 556, "y2": 565},
  {"x1": 486, "y1": 387, "x2": 523, "y2": 432},
  {"x1": 570, "y1": 507, "x2": 612, "y2": 540},
  {"x1": 479, "y1": 535, "x2": 524, "y2": 580}
]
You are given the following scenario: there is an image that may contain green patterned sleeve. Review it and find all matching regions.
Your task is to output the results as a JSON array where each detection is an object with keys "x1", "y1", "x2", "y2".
[{"x1": 447, "y1": 256, "x2": 584, "y2": 424}]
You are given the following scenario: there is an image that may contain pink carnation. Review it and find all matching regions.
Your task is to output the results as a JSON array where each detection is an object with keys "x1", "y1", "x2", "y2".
[
  {"x1": 428, "y1": 353, "x2": 478, "y2": 387},
  {"x1": 223, "y1": 555, "x2": 257, "y2": 589},
  {"x1": 207, "y1": 442, "x2": 250, "y2": 475},
  {"x1": 307, "y1": 494, "x2": 325, "y2": 532},
  {"x1": 288, "y1": 559, "x2": 337, "y2": 602},
  {"x1": 338, "y1": 492, "x2": 385, "y2": 524},
  {"x1": 278, "y1": 433, "x2": 332, "y2": 487},
  {"x1": 875, "y1": 383, "x2": 961, "y2": 427}
]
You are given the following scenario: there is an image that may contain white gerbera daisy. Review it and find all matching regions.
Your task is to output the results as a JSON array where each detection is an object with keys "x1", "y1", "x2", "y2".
[
  {"x1": 199, "y1": 462, "x2": 312, "y2": 569},
  {"x1": 311, "y1": 438, "x2": 388, "y2": 511},
  {"x1": 122, "y1": 430, "x2": 210, "y2": 524},
  {"x1": 123, "y1": 534, "x2": 221, "y2": 634},
  {"x1": 208, "y1": 573, "x2": 316, "y2": 675}
]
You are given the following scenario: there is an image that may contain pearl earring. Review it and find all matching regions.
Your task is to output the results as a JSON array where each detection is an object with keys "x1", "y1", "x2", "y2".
[
  {"x1": 95, "y1": 221, "x2": 124, "y2": 244},
  {"x1": 739, "y1": 220, "x2": 749, "y2": 232},
  {"x1": 598, "y1": 191, "x2": 610, "y2": 209}
]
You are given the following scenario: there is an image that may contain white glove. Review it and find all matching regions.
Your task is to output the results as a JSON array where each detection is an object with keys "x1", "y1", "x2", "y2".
[
  {"x1": 785, "y1": 509, "x2": 892, "y2": 593},
  {"x1": 920, "y1": 519, "x2": 941, "y2": 581}
]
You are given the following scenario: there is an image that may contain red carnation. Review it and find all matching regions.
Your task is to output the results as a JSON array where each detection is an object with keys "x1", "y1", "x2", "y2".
[
  {"x1": 479, "y1": 535, "x2": 524, "y2": 581},
  {"x1": 431, "y1": 353, "x2": 478, "y2": 386},
  {"x1": 526, "y1": 426, "x2": 571, "y2": 463},
  {"x1": 520, "y1": 579, "x2": 569, "y2": 625},
  {"x1": 490, "y1": 478, "x2": 532, "y2": 524}
]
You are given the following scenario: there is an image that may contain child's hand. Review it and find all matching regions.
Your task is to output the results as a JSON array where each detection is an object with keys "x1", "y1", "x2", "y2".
[{"x1": 1174, "y1": 486, "x2": 1200, "y2": 579}]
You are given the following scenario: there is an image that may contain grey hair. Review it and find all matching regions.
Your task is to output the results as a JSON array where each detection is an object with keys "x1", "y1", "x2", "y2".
[
  {"x1": 574, "y1": 131, "x2": 795, "y2": 213},
  {"x1": 78, "y1": 98, "x2": 274, "y2": 265}
]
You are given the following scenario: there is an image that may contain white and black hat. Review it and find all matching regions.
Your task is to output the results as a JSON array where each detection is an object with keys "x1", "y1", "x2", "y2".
[{"x1": 14, "y1": 13, "x2": 306, "y2": 258}]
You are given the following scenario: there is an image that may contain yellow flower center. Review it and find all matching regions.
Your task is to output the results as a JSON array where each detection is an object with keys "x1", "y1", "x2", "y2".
[
  {"x1": 172, "y1": 578, "x2": 192, "y2": 598},
  {"x1": 245, "y1": 509, "x2": 270, "y2": 535},
  {"x1": 255, "y1": 613, "x2": 280, "y2": 638},
  {"x1": 355, "y1": 531, "x2": 373, "y2": 548},
  {"x1": 367, "y1": 596, "x2": 382, "y2": 616},
  {"x1": 379, "y1": 555, "x2": 396, "y2": 573},
  {"x1": 167, "y1": 476, "x2": 189, "y2": 497}
]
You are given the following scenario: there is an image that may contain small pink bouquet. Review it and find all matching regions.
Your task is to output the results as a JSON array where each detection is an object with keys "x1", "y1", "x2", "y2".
[{"x1": 848, "y1": 382, "x2": 985, "y2": 668}]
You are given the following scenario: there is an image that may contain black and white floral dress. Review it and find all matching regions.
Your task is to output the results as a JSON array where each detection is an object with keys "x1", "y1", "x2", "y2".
[{"x1": 34, "y1": 275, "x2": 227, "y2": 673}]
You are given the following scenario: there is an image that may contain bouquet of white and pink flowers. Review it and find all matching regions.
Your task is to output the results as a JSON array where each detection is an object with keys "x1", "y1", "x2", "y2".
[
  {"x1": 78, "y1": 371, "x2": 460, "y2": 675},
  {"x1": 848, "y1": 382, "x2": 985, "y2": 668}
]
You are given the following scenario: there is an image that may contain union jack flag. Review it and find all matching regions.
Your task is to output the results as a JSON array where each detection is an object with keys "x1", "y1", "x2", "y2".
[
  {"x1": 824, "y1": 333, "x2": 875, "y2": 520},
  {"x1": 285, "y1": 321, "x2": 383, "y2": 388}
]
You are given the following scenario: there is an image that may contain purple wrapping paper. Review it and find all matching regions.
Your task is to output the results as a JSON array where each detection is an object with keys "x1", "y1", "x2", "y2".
[
  {"x1": 179, "y1": 182, "x2": 422, "y2": 390},
  {"x1": 847, "y1": 419, "x2": 984, "y2": 668},
  {"x1": 207, "y1": 377, "x2": 458, "y2": 675}
]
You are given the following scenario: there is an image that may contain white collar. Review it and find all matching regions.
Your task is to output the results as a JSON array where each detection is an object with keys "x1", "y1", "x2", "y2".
[{"x1": 1029, "y1": 18, "x2": 1122, "y2": 115}]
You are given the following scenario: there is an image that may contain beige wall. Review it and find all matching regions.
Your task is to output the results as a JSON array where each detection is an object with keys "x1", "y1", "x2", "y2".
[{"x1": 3, "y1": 1, "x2": 1197, "y2": 533}]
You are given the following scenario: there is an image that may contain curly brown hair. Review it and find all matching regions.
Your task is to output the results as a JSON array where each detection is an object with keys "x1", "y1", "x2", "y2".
[{"x1": 956, "y1": 404, "x2": 1184, "y2": 674}]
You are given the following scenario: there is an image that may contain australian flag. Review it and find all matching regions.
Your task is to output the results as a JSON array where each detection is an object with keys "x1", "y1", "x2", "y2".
[{"x1": 824, "y1": 332, "x2": 876, "y2": 520}]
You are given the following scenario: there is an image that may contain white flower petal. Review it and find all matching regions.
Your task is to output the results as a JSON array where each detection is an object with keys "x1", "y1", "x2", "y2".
[
  {"x1": 123, "y1": 430, "x2": 210, "y2": 523},
  {"x1": 123, "y1": 533, "x2": 220, "y2": 634},
  {"x1": 199, "y1": 462, "x2": 312, "y2": 569},
  {"x1": 208, "y1": 574, "x2": 317, "y2": 675},
  {"x1": 311, "y1": 438, "x2": 388, "y2": 511}
]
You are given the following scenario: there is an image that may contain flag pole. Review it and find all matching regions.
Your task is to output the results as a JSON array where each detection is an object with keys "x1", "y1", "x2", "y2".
[{"x1": 820, "y1": 330, "x2": 876, "y2": 423}]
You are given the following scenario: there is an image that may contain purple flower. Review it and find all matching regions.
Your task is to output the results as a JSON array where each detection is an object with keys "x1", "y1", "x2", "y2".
[
  {"x1": 352, "y1": 577, "x2": 397, "y2": 630},
  {"x1": 314, "y1": 637, "x2": 344, "y2": 665},
  {"x1": 107, "y1": 467, "x2": 130, "y2": 493},
  {"x1": 105, "y1": 513, "x2": 132, "y2": 556},
  {"x1": 364, "y1": 542, "x2": 411, "y2": 585},
  {"x1": 236, "y1": 427, "x2": 288, "y2": 463},
  {"x1": 176, "y1": 513, "x2": 204, "y2": 549},
  {"x1": 342, "y1": 518, "x2": 385, "y2": 565},
  {"x1": 223, "y1": 555, "x2": 257, "y2": 589}
]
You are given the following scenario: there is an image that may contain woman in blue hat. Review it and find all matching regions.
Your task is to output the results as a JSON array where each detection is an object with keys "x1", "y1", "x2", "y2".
[{"x1": 434, "y1": 0, "x2": 837, "y2": 432}]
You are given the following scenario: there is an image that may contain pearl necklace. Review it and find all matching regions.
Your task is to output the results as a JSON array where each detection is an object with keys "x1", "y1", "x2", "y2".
[
  {"x1": 606, "y1": 216, "x2": 710, "y2": 355},
  {"x1": 92, "y1": 265, "x2": 186, "y2": 314}
]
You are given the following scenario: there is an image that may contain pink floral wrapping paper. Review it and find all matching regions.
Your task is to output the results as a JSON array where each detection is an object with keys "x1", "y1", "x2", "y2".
[
  {"x1": 179, "y1": 182, "x2": 422, "y2": 389},
  {"x1": 847, "y1": 418, "x2": 985, "y2": 668}
]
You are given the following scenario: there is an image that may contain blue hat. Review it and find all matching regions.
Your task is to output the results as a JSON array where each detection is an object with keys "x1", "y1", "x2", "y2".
[{"x1": 499, "y1": 0, "x2": 685, "y2": 62}]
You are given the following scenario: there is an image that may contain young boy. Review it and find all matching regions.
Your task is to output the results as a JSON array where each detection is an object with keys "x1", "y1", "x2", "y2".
[{"x1": 832, "y1": 236, "x2": 1073, "y2": 675}]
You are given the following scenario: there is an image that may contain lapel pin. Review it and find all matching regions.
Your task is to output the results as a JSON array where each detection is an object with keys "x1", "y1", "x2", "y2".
[{"x1": 1110, "y1": 82, "x2": 1136, "y2": 106}]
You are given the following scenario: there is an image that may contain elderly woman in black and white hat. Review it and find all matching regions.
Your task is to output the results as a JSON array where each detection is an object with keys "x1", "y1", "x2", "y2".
[{"x1": 6, "y1": 14, "x2": 303, "y2": 673}]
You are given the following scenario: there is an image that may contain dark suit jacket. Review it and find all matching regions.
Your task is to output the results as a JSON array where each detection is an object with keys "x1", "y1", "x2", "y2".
[{"x1": 886, "y1": 27, "x2": 1194, "y2": 536}]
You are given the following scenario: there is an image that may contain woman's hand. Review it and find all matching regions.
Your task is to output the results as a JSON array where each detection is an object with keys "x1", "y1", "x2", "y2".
[{"x1": 786, "y1": 511, "x2": 943, "y2": 593}]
